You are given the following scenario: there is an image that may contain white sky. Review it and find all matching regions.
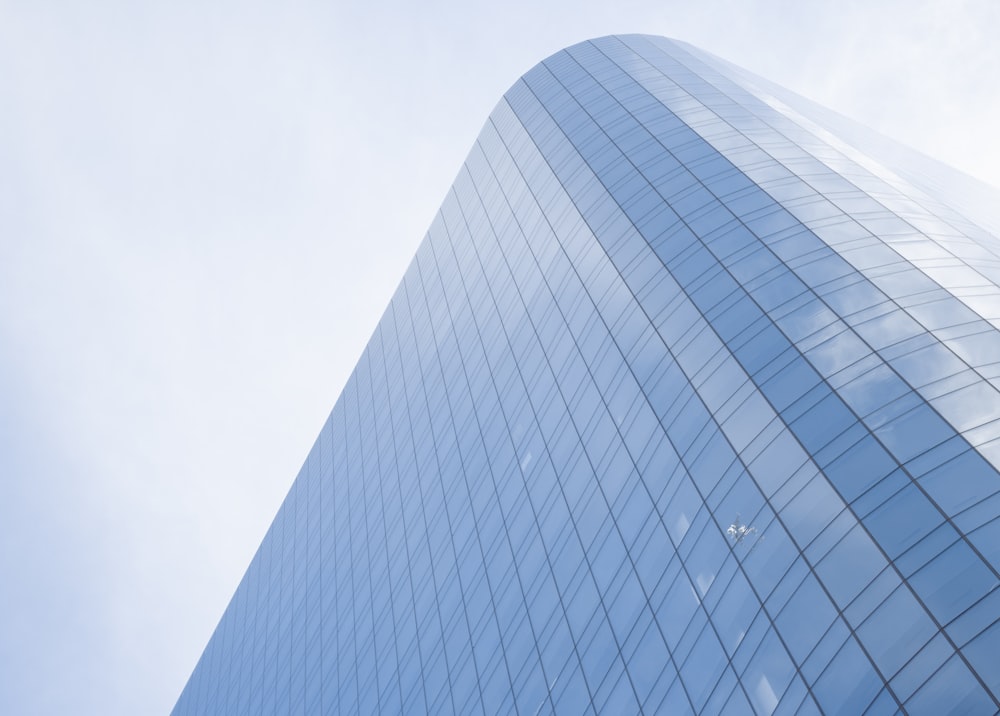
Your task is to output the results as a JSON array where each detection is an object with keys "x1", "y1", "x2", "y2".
[{"x1": 1, "y1": 1, "x2": 997, "y2": 713}]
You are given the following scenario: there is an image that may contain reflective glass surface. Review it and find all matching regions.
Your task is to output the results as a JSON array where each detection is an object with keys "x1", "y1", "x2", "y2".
[{"x1": 174, "y1": 35, "x2": 1000, "y2": 715}]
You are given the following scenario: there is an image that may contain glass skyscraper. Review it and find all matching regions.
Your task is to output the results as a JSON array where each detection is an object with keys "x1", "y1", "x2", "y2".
[{"x1": 174, "y1": 35, "x2": 1000, "y2": 714}]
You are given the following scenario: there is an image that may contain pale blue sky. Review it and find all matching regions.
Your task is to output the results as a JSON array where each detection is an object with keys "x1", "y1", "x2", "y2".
[{"x1": 1, "y1": 1, "x2": 998, "y2": 713}]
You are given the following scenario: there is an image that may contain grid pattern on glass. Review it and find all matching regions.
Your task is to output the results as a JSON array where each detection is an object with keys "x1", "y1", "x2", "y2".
[{"x1": 174, "y1": 36, "x2": 1000, "y2": 715}]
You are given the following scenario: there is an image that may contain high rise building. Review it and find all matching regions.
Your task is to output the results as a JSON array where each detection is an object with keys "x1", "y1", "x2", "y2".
[{"x1": 173, "y1": 35, "x2": 1000, "y2": 714}]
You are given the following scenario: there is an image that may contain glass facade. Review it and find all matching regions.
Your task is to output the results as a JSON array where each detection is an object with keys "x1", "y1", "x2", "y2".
[{"x1": 174, "y1": 35, "x2": 1000, "y2": 714}]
